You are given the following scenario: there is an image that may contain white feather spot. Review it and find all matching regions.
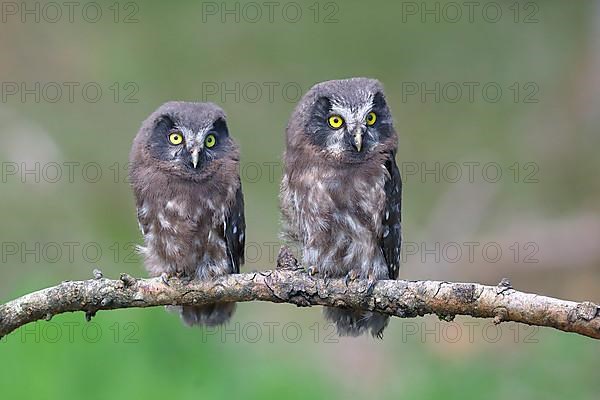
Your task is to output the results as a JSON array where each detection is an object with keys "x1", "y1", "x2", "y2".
[
  {"x1": 137, "y1": 221, "x2": 145, "y2": 235},
  {"x1": 165, "y1": 239, "x2": 180, "y2": 257},
  {"x1": 157, "y1": 212, "x2": 174, "y2": 231},
  {"x1": 139, "y1": 205, "x2": 149, "y2": 217},
  {"x1": 136, "y1": 244, "x2": 148, "y2": 255}
]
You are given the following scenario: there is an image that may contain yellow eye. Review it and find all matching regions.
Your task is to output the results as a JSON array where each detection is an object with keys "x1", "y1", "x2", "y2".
[
  {"x1": 328, "y1": 115, "x2": 344, "y2": 129},
  {"x1": 205, "y1": 134, "x2": 216, "y2": 148},
  {"x1": 168, "y1": 132, "x2": 183, "y2": 145},
  {"x1": 366, "y1": 112, "x2": 377, "y2": 126}
]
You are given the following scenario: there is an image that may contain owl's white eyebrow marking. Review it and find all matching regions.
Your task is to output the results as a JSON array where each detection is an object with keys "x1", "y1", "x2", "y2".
[
  {"x1": 174, "y1": 125, "x2": 196, "y2": 145},
  {"x1": 175, "y1": 125, "x2": 193, "y2": 135},
  {"x1": 329, "y1": 93, "x2": 375, "y2": 129}
]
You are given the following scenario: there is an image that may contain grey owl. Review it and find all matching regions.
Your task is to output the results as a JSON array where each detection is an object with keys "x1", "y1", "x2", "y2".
[
  {"x1": 280, "y1": 78, "x2": 402, "y2": 338},
  {"x1": 129, "y1": 101, "x2": 245, "y2": 327}
]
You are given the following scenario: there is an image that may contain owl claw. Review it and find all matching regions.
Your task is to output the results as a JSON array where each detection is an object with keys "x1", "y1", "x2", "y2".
[
  {"x1": 92, "y1": 268, "x2": 103, "y2": 280},
  {"x1": 366, "y1": 278, "x2": 377, "y2": 296},
  {"x1": 160, "y1": 272, "x2": 170, "y2": 286},
  {"x1": 307, "y1": 266, "x2": 318, "y2": 276},
  {"x1": 365, "y1": 270, "x2": 379, "y2": 295},
  {"x1": 345, "y1": 270, "x2": 360, "y2": 287}
]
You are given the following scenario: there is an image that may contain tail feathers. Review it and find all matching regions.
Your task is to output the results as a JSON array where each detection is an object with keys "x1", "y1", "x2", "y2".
[
  {"x1": 324, "y1": 307, "x2": 389, "y2": 339},
  {"x1": 178, "y1": 303, "x2": 236, "y2": 327}
]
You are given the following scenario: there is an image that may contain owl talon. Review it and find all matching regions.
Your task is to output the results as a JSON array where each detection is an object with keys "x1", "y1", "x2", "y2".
[
  {"x1": 92, "y1": 268, "x2": 103, "y2": 280},
  {"x1": 120, "y1": 273, "x2": 136, "y2": 287},
  {"x1": 308, "y1": 266, "x2": 318, "y2": 276},
  {"x1": 366, "y1": 278, "x2": 377, "y2": 296},
  {"x1": 160, "y1": 272, "x2": 170, "y2": 286},
  {"x1": 345, "y1": 270, "x2": 360, "y2": 286}
]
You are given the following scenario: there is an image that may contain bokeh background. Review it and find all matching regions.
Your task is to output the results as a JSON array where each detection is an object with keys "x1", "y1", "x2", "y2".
[{"x1": 1, "y1": 0, "x2": 599, "y2": 398}]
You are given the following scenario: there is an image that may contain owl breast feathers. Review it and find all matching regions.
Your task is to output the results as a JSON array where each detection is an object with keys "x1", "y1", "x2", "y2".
[
  {"x1": 280, "y1": 78, "x2": 402, "y2": 338},
  {"x1": 129, "y1": 101, "x2": 245, "y2": 327}
]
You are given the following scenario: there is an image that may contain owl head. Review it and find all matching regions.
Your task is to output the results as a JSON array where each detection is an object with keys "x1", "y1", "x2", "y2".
[
  {"x1": 287, "y1": 78, "x2": 396, "y2": 164},
  {"x1": 131, "y1": 101, "x2": 239, "y2": 182}
]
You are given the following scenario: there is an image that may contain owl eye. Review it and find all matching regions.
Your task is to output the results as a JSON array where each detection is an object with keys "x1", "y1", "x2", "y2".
[
  {"x1": 366, "y1": 112, "x2": 377, "y2": 126},
  {"x1": 205, "y1": 134, "x2": 217, "y2": 148},
  {"x1": 168, "y1": 132, "x2": 183, "y2": 145},
  {"x1": 328, "y1": 115, "x2": 344, "y2": 129}
]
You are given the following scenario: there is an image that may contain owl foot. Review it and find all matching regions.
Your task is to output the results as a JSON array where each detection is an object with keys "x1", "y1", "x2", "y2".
[
  {"x1": 160, "y1": 272, "x2": 171, "y2": 286},
  {"x1": 277, "y1": 246, "x2": 300, "y2": 270},
  {"x1": 162, "y1": 270, "x2": 187, "y2": 285},
  {"x1": 119, "y1": 273, "x2": 137, "y2": 287},
  {"x1": 308, "y1": 266, "x2": 318, "y2": 276},
  {"x1": 322, "y1": 271, "x2": 330, "y2": 286},
  {"x1": 366, "y1": 276, "x2": 377, "y2": 296},
  {"x1": 344, "y1": 269, "x2": 360, "y2": 287}
]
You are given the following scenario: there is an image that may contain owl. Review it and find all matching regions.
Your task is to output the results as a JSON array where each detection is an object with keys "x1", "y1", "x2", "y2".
[
  {"x1": 129, "y1": 101, "x2": 245, "y2": 327},
  {"x1": 280, "y1": 78, "x2": 402, "y2": 338}
]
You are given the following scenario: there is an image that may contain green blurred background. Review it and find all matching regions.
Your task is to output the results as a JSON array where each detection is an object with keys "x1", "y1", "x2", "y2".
[{"x1": 1, "y1": 0, "x2": 599, "y2": 398}]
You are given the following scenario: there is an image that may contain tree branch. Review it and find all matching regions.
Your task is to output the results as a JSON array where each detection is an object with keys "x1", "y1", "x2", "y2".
[{"x1": 1, "y1": 253, "x2": 599, "y2": 340}]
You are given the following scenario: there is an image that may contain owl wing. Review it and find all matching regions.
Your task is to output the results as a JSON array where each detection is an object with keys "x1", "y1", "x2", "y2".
[
  {"x1": 224, "y1": 183, "x2": 245, "y2": 273},
  {"x1": 381, "y1": 152, "x2": 402, "y2": 280}
]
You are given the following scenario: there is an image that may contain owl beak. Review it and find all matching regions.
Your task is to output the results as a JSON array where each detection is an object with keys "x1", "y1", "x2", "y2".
[
  {"x1": 191, "y1": 149, "x2": 200, "y2": 169},
  {"x1": 353, "y1": 129, "x2": 363, "y2": 152}
]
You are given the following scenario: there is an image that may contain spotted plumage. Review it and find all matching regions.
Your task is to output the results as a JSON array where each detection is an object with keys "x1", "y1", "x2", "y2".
[
  {"x1": 129, "y1": 101, "x2": 245, "y2": 327},
  {"x1": 280, "y1": 78, "x2": 402, "y2": 338}
]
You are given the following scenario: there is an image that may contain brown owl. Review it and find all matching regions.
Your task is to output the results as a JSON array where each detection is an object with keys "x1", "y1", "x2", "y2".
[
  {"x1": 129, "y1": 102, "x2": 245, "y2": 327},
  {"x1": 280, "y1": 78, "x2": 402, "y2": 338}
]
